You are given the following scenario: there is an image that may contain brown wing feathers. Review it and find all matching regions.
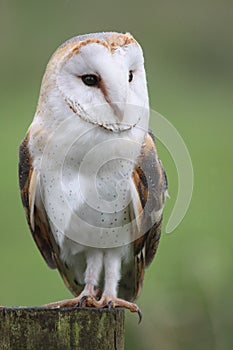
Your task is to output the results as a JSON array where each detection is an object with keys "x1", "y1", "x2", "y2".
[
  {"x1": 133, "y1": 131, "x2": 167, "y2": 267},
  {"x1": 19, "y1": 133, "x2": 56, "y2": 269}
]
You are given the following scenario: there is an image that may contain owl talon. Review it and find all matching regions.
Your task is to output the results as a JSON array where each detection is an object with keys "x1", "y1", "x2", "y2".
[
  {"x1": 137, "y1": 308, "x2": 142, "y2": 324},
  {"x1": 76, "y1": 295, "x2": 89, "y2": 307},
  {"x1": 89, "y1": 295, "x2": 141, "y2": 321},
  {"x1": 43, "y1": 283, "x2": 98, "y2": 308},
  {"x1": 107, "y1": 300, "x2": 113, "y2": 309}
]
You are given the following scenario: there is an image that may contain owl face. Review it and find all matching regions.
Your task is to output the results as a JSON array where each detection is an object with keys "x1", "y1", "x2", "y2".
[{"x1": 39, "y1": 33, "x2": 149, "y2": 132}]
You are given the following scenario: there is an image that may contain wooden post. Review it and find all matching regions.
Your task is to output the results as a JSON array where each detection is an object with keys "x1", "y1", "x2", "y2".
[{"x1": 0, "y1": 307, "x2": 125, "y2": 350}]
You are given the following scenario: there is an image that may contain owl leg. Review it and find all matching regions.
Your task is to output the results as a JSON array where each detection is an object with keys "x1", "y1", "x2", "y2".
[
  {"x1": 43, "y1": 249, "x2": 103, "y2": 308},
  {"x1": 85, "y1": 249, "x2": 142, "y2": 322},
  {"x1": 76, "y1": 248, "x2": 103, "y2": 305}
]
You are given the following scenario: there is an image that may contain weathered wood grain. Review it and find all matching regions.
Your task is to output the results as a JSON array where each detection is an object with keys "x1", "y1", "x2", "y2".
[{"x1": 0, "y1": 307, "x2": 125, "y2": 350}]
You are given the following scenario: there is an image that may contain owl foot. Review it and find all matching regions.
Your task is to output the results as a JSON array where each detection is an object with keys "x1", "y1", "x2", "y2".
[
  {"x1": 83, "y1": 295, "x2": 142, "y2": 323},
  {"x1": 43, "y1": 284, "x2": 100, "y2": 308}
]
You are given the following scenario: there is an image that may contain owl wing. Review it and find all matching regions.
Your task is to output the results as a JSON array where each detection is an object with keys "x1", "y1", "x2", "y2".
[
  {"x1": 132, "y1": 130, "x2": 168, "y2": 297},
  {"x1": 19, "y1": 133, "x2": 57, "y2": 269},
  {"x1": 19, "y1": 132, "x2": 83, "y2": 296}
]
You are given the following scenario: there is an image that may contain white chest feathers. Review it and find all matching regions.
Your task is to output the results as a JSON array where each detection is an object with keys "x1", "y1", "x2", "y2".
[{"x1": 32, "y1": 119, "x2": 146, "y2": 252}]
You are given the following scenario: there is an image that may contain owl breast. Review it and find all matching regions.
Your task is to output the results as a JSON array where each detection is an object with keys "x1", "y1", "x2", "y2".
[{"x1": 37, "y1": 120, "x2": 144, "y2": 258}]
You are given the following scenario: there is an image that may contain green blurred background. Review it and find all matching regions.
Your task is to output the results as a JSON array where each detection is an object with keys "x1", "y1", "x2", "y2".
[{"x1": 0, "y1": 1, "x2": 232, "y2": 349}]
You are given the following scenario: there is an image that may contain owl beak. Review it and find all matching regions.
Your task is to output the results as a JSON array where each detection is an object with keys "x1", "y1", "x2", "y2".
[
  {"x1": 99, "y1": 77, "x2": 127, "y2": 122},
  {"x1": 111, "y1": 103, "x2": 124, "y2": 122}
]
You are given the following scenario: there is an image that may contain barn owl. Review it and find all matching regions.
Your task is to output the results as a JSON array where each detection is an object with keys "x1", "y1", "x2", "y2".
[{"x1": 19, "y1": 32, "x2": 167, "y2": 320}]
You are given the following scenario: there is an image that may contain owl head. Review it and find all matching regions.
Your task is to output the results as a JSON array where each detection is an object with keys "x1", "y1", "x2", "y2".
[{"x1": 37, "y1": 32, "x2": 149, "y2": 132}]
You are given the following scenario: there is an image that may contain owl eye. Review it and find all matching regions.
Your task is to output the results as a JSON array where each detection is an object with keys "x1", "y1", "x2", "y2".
[
  {"x1": 81, "y1": 74, "x2": 100, "y2": 87},
  {"x1": 129, "y1": 70, "x2": 133, "y2": 82}
]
